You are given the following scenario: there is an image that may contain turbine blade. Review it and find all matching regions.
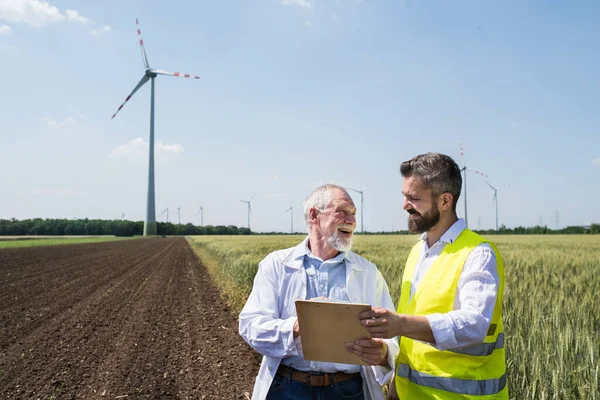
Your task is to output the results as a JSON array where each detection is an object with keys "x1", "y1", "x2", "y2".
[
  {"x1": 363, "y1": 180, "x2": 375, "y2": 190},
  {"x1": 152, "y1": 69, "x2": 201, "y2": 79},
  {"x1": 136, "y1": 18, "x2": 150, "y2": 69},
  {"x1": 249, "y1": 193, "x2": 256, "y2": 202},
  {"x1": 466, "y1": 167, "x2": 489, "y2": 178},
  {"x1": 346, "y1": 186, "x2": 360, "y2": 194},
  {"x1": 485, "y1": 181, "x2": 496, "y2": 190},
  {"x1": 111, "y1": 75, "x2": 150, "y2": 119}
]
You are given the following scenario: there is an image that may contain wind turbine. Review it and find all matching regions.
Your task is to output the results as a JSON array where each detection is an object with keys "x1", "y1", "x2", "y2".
[
  {"x1": 460, "y1": 143, "x2": 488, "y2": 228},
  {"x1": 197, "y1": 206, "x2": 204, "y2": 227},
  {"x1": 160, "y1": 197, "x2": 169, "y2": 223},
  {"x1": 284, "y1": 206, "x2": 293, "y2": 234},
  {"x1": 485, "y1": 181, "x2": 510, "y2": 231},
  {"x1": 173, "y1": 205, "x2": 181, "y2": 225},
  {"x1": 110, "y1": 19, "x2": 200, "y2": 236},
  {"x1": 237, "y1": 194, "x2": 255, "y2": 230},
  {"x1": 347, "y1": 180, "x2": 374, "y2": 233},
  {"x1": 121, "y1": 213, "x2": 126, "y2": 221}
]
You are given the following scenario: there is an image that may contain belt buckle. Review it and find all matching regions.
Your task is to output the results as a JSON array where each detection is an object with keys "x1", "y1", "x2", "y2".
[{"x1": 306, "y1": 372, "x2": 326, "y2": 386}]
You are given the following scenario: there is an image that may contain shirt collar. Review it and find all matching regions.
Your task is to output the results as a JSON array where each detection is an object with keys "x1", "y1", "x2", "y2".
[
  {"x1": 282, "y1": 236, "x2": 362, "y2": 270},
  {"x1": 304, "y1": 238, "x2": 348, "y2": 263},
  {"x1": 421, "y1": 218, "x2": 467, "y2": 246}
]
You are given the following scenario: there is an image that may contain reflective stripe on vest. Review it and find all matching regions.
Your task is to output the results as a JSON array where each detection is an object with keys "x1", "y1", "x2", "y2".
[
  {"x1": 447, "y1": 333, "x2": 505, "y2": 357},
  {"x1": 396, "y1": 363, "x2": 507, "y2": 395}
]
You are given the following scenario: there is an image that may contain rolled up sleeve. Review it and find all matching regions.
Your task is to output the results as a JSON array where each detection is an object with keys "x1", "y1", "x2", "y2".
[{"x1": 426, "y1": 244, "x2": 499, "y2": 351}]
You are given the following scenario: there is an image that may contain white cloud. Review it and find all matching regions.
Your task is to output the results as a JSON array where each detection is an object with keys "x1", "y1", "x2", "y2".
[
  {"x1": 593, "y1": 158, "x2": 600, "y2": 166},
  {"x1": 90, "y1": 25, "x2": 110, "y2": 36},
  {"x1": 65, "y1": 9, "x2": 89, "y2": 24},
  {"x1": 41, "y1": 116, "x2": 77, "y2": 129},
  {"x1": 0, "y1": 24, "x2": 12, "y2": 35},
  {"x1": 0, "y1": 0, "x2": 91, "y2": 27},
  {"x1": 305, "y1": 20, "x2": 312, "y2": 28},
  {"x1": 281, "y1": 0, "x2": 312, "y2": 10},
  {"x1": 333, "y1": 13, "x2": 339, "y2": 22},
  {"x1": 109, "y1": 137, "x2": 184, "y2": 162}
]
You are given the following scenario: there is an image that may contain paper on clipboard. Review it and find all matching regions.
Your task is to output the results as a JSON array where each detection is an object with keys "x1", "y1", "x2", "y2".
[{"x1": 295, "y1": 299, "x2": 372, "y2": 365}]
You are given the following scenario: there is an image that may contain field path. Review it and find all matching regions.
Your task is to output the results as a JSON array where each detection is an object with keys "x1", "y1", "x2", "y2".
[{"x1": 0, "y1": 238, "x2": 260, "y2": 399}]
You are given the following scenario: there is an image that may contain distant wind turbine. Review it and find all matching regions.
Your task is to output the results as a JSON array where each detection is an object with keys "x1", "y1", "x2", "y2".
[
  {"x1": 347, "y1": 180, "x2": 374, "y2": 233},
  {"x1": 160, "y1": 197, "x2": 169, "y2": 223},
  {"x1": 460, "y1": 143, "x2": 488, "y2": 228},
  {"x1": 173, "y1": 205, "x2": 181, "y2": 225},
  {"x1": 284, "y1": 206, "x2": 293, "y2": 234},
  {"x1": 110, "y1": 19, "x2": 201, "y2": 236},
  {"x1": 121, "y1": 213, "x2": 126, "y2": 221},
  {"x1": 197, "y1": 206, "x2": 204, "y2": 227},
  {"x1": 486, "y1": 181, "x2": 510, "y2": 231},
  {"x1": 238, "y1": 194, "x2": 256, "y2": 230}
]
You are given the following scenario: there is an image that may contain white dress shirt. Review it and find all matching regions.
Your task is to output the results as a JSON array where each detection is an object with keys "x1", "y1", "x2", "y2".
[{"x1": 413, "y1": 219, "x2": 500, "y2": 351}]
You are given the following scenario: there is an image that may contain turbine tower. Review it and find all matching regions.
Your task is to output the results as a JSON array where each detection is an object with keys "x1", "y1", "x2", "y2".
[
  {"x1": 173, "y1": 205, "x2": 181, "y2": 225},
  {"x1": 284, "y1": 206, "x2": 293, "y2": 234},
  {"x1": 347, "y1": 180, "x2": 374, "y2": 233},
  {"x1": 485, "y1": 181, "x2": 510, "y2": 231},
  {"x1": 111, "y1": 19, "x2": 200, "y2": 236},
  {"x1": 237, "y1": 194, "x2": 255, "y2": 230},
  {"x1": 197, "y1": 206, "x2": 204, "y2": 227},
  {"x1": 460, "y1": 143, "x2": 488, "y2": 228}
]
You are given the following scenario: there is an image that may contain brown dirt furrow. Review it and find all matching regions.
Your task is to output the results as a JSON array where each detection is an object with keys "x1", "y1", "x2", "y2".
[
  {"x1": 0, "y1": 238, "x2": 260, "y2": 399},
  {"x1": 0, "y1": 239, "x2": 162, "y2": 305},
  {"x1": 0, "y1": 239, "x2": 177, "y2": 350}
]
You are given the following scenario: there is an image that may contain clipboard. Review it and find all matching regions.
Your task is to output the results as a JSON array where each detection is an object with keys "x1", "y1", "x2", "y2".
[{"x1": 295, "y1": 299, "x2": 372, "y2": 365}]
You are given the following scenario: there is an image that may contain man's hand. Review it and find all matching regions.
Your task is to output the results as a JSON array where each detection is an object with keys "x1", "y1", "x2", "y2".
[
  {"x1": 293, "y1": 318, "x2": 301, "y2": 339},
  {"x1": 344, "y1": 338, "x2": 389, "y2": 366},
  {"x1": 359, "y1": 307, "x2": 404, "y2": 339},
  {"x1": 360, "y1": 308, "x2": 435, "y2": 343}
]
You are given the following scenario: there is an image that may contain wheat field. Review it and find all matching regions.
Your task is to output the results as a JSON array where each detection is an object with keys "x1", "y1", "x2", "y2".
[{"x1": 187, "y1": 234, "x2": 600, "y2": 400}]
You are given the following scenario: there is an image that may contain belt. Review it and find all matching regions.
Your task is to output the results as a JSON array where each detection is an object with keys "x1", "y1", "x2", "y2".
[{"x1": 276, "y1": 364, "x2": 361, "y2": 387}]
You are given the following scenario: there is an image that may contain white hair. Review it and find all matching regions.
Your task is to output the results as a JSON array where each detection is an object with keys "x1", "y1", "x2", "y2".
[{"x1": 302, "y1": 184, "x2": 350, "y2": 228}]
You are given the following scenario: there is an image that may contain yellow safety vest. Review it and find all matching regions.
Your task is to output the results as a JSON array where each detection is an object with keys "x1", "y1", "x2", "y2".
[{"x1": 394, "y1": 229, "x2": 508, "y2": 399}]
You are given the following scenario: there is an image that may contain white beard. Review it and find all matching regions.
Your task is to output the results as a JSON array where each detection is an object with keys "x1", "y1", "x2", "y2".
[{"x1": 328, "y1": 230, "x2": 353, "y2": 252}]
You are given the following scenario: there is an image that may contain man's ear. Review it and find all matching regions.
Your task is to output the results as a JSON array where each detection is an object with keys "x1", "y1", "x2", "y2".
[
  {"x1": 309, "y1": 207, "x2": 319, "y2": 222},
  {"x1": 440, "y1": 193, "x2": 453, "y2": 211}
]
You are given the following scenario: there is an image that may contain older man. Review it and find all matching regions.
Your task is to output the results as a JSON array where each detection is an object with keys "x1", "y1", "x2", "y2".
[{"x1": 239, "y1": 184, "x2": 398, "y2": 400}]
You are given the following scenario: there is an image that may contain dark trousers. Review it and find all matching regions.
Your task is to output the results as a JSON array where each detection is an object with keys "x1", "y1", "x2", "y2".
[{"x1": 266, "y1": 371, "x2": 364, "y2": 400}]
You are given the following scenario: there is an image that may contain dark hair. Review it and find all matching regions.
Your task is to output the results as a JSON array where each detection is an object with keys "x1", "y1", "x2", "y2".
[{"x1": 400, "y1": 152, "x2": 462, "y2": 211}]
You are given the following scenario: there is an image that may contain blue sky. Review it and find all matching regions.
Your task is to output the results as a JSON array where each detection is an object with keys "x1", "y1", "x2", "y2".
[{"x1": 1, "y1": 0, "x2": 598, "y2": 233}]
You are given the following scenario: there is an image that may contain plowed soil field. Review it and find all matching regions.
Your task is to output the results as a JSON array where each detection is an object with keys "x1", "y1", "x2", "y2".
[{"x1": 0, "y1": 238, "x2": 260, "y2": 399}]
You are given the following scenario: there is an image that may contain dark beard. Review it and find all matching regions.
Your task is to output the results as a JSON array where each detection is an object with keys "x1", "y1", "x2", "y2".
[{"x1": 407, "y1": 207, "x2": 441, "y2": 234}]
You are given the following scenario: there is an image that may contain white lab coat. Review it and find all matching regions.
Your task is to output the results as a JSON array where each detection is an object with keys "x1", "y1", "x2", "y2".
[{"x1": 239, "y1": 238, "x2": 399, "y2": 400}]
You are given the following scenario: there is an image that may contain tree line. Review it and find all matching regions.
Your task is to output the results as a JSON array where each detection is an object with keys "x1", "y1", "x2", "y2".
[{"x1": 0, "y1": 218, "x2": 251, "y2": 236}]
